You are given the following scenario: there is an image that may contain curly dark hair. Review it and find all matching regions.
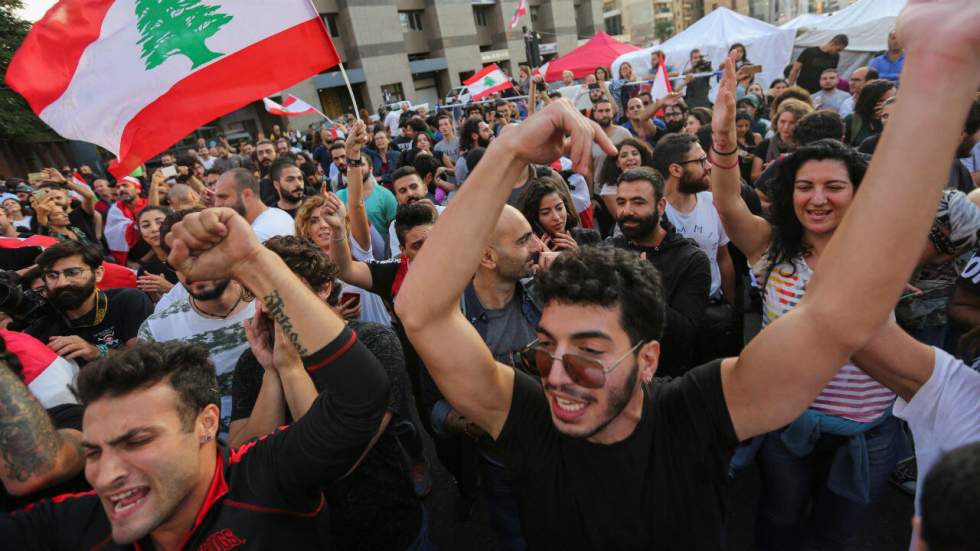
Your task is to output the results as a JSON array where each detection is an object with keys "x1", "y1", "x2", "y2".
[
  {"x1": 74, "y1": 342, "x2": 220, "y2": 431},
  {"x1": 596, "y1": 137, "x2": 653, "y2": 188},
  {"x1": 793, "y1": 110, "x2": 845, "y2": 145},
  {"x1": 0, "y1": 333, "x2": 24, "y2": 380},
  {"x1": 516, "y1": 177, "x2": 580, "y2": 236},
  {"x1": 766, "y1": 139, "x2": 868, "y2": 274},
  {"x1": 536, "y1": 246, "x2": 666, "y2": 346},
  {"x1": 853, "y1": 79, "x2": 896, "y2": 122},
  {"x1": 459, "y1": 116, "x2": 484, "y2": 153},
  {"x1": 264, "y1": 235, "x2": 342, "y2": 305}
]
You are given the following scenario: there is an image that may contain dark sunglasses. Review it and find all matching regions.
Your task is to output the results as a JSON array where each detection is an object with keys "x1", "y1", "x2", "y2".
[{"x1": 518, "y1": 340, "x2": 644, "y2": 389}]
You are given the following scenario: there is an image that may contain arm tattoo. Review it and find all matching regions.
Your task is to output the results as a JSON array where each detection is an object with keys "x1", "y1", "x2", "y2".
[
  {"x1": 0, "y1": 362, "x2": 61, "y2": 484},
  {"x1": 262, "y1": 290, "x2": 310, "y2": 357}
]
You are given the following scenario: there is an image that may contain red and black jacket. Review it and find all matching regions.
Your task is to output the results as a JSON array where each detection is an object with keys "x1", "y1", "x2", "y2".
[{"x1": 0, "y1": 327, "x2": 390, "y2": 551}]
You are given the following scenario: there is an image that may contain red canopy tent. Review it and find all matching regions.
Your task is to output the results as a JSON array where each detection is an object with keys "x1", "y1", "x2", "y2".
[{"x1": 543, "y1": 32, "x2": 640, "y2": 82}]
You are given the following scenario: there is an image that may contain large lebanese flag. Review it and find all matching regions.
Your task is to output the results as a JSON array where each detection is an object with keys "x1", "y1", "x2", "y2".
[
  {"x1": 464, "y1": 64, "x2": 514, "y2": 100},
  {"x1": 6, "y1": 0, "x2": 340, "y2": 179}
]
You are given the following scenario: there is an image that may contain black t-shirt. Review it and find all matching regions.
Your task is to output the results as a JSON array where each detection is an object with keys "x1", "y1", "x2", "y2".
[
  {"x1": 495, "y1": 361, "x2": 738, "y2": 550},
  {"x1": 32, "y1": 288, "x2": 153, "y2": 351},
  {"x1": 136, "y1": 256, "x2": 179, "y2": 284},
  {"x1": 366, "y1": 259, "x2": 401, "y2": 309},
  {"x1": 796, "y1": 47, "x2": 840, "y2": 93},
  {"x1": 0, "y1": 404, "x2": 89, "y2": 513},
  {"x1": 230, "y1": 320, "x2": 420, "y2": 549}
]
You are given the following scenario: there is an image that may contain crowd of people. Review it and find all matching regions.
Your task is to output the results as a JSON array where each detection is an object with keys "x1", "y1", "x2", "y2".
[{"x1": 1, "y1": 3, "x2": 979, "y2": 550}]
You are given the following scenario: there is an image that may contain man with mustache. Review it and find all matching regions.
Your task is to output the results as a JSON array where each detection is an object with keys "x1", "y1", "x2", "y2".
[
  {"x1": 104, "y1": 176, "x2": 148, "y2": 265},
  {"x1": 386, "y1": 166, "x2": 445, "y2": 257},
  {"x1": 32, "y1": 240, "x2": 153, "y2": 363},
  {"x1": 608, "y1": 167, "x2": 710, "y2": 375},
  {"x1": 254, "y1": 139, "x2": 280, "y2": 206},
  {"x1": 212, "y1": 168, "x2": 294, "y2": 244},
  {"x1": 654, "y1": 133, "x2": 735, "y2": 307},
  {"x1": 270, "y1": 159, "x2": 306, "y2": 218}
]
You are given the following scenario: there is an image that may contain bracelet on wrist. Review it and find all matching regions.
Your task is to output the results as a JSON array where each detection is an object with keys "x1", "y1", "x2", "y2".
[
  {"x1": 711, "y1": 144, "x2": 739, "y2": 157},
  {"x1": 709, "y1": 154, "x2": 739, "y2": 170}
]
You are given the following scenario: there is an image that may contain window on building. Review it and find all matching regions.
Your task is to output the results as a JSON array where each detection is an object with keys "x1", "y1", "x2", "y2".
[
  {"x1": 399, "y1": 10, "x2": 424, "y2": 32},
  {"x1": 473, "y1": 6, "x2": 489, "y2": 27},
  {"x1": 605, "y1": 14, "x2": 622, "y2": 35},
  {"x1": 381, "y1": 83, "x2": 405, "y2": 105},
  {"x1": 320, "y1": 13, "x2": 340, "y2": 37}
]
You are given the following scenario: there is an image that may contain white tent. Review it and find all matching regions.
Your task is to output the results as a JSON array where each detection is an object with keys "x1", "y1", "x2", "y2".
[
  {"x1": 794, "y1": 0, "x2": 907, "y2": 77},
  {"x1": 780, "y1": 13, "x2": 829, "y2": 30},
  {"x1": 612, "y1": 7, "x2": 795, "y2": 93}
]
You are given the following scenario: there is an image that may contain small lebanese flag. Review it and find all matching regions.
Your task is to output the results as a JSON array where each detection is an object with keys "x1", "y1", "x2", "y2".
[
  {"x1": 464, "y1": 64, "x2": 514, "y2": 100},
  {"x1": 649, "y1": 53, "x2": 673, "y2": 101},
  {"x1": 509, "y1": 0, "x2": 528, "y2": 30},
  {"x1": 69, "y1": 170, "x2": 92, "y2": 201},
  {"x1": 2, "y1": 330, "x2": 80, "y2": 409},
  {"x1": 264, "y1": 94, "x2": 317, "y2": 117},
  {"x1": 6, "y1": 0, "x2": 340, "y2": 179}
]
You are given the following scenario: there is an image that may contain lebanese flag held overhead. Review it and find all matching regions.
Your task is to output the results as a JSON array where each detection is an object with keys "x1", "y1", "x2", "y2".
[
  {"x1": 649, "y1": 53, "x2": 673, "y2": 101},
  {"x1": 509, "y1": 0, "x2": 528, "y2": 30},
  {"x1": 464, "y1": 64, "x2": 514, "y2": 100},
  {"x1": 6, "y1": 0, "x2": 340, "y2": 179},
  {"x1": 264, "y1": 94, "x2": 318, "y2": 117}
]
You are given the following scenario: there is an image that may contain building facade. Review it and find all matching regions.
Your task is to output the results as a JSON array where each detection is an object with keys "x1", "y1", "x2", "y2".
[{"x1": 208, "y1": 0, "x2": 603, "y2": 141}]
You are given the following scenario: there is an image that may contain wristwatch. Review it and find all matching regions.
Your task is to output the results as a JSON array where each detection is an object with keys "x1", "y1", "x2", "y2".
[{"x1": 348, "y1": 157, "x2": 364, "y2": 167}]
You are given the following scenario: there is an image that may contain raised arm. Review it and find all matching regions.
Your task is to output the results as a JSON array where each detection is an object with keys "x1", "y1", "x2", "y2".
[
  {"x1": 319, "y1": 193, "x2": 374, "y2": 290},
  {"x1": 722, "y1": 0, "x2": 980, "y2": 441},
  {"x1": 395, "y1": 100, "x2": 616, "y2": 438},
  {"x1": 344, "y1": 121, "x2": 372, "y2": 252},
  {"x1": 710, "y1": 57, "x2": 772, "y2": 263},
  {"x1": 167, "y1": 208, "x2": 390, "y2": 485},
  {"x1": 44, "y1": 168, "x2": 96, "y2": 215},
  {"x1": 147, "y1": 169, "x2": 163, "y2": 207},
  {"x1": 0, "y1": 361, "x2": 83, "y2": 497}
]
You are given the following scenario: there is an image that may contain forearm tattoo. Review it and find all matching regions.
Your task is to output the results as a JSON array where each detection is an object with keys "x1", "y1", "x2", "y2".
[
  {"x1": 262, "y1": 290, "x2": 309, "y2": 357},
  {"x1": 0, "y1": 363, "x2": 60, "y2": 484}
]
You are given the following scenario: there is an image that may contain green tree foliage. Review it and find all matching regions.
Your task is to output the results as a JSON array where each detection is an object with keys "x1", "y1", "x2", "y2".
[
  {"x1": 136, "y1": 0, "x2": 233, "y2": 70},
  {"x1": 655, "y1": 19, "x2": 674, "y2": 42},
  {"x1": 0, "y1": 0, "x2": 56, "y2": 142}
]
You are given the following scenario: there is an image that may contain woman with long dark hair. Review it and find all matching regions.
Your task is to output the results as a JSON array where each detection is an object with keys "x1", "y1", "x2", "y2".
[
  {"x1": 595, "y1": 137, "x2": 654, "y2": 235},
  {"x1": 135, "y1": 205, "x2": 176, "y2": 301},
  {"x1": 517, "y1": 177, "x2": 600, "y2": 251},
  {"x1": 844, "y1": 79, "x2": 897, "y2": 146},
  {"x1": 711, "y1": 60, "x2": 902, "y2": 548}
]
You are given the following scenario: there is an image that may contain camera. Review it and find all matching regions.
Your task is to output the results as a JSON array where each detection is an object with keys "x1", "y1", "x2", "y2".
[
  {"x1": 693, "y1": 59, "x2": 713, "y2": 73},
  {"x1": 0, "y1": 271, "x2": 56, "y2": 333}
]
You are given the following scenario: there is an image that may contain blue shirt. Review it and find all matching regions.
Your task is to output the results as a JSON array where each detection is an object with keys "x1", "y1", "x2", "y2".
[{"x1": 869, "y1": 53, "x2": 904, "y2": 84}]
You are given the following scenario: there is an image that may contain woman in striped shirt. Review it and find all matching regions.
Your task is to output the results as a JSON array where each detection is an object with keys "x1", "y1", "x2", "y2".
[{"x1": 712, "y1": 134, "x2": 903, "y2": 546}]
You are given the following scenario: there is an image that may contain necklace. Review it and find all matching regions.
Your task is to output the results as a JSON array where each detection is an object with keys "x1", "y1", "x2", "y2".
[
  {"x1": 69, "y1": 291, "x2": 107, "y2": 328},
  {"x1": 191, "y1": 287, "x2": 246, "y2": 319}
]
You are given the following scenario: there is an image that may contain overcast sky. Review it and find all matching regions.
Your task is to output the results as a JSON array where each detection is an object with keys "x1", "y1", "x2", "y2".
[{"x1": 17, "y1": 0, "x2": 57, "y2": 22}]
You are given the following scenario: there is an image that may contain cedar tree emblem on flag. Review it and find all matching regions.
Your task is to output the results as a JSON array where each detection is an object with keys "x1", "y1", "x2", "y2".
[{"x1": 136, "y1": 0, "x2": 233, "y2": 70}]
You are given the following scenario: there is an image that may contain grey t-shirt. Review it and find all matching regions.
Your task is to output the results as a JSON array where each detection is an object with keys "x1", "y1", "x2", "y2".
[
  {"x1": 485, "y1": 297, "x2": 537, "y2": 366},
  {"x1": 434, "y1": 136, "x2": 460, "y2": 164}
]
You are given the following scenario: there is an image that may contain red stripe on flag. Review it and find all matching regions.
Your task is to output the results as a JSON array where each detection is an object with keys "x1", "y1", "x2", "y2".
[
  {"x1": 471, "y1": 80, "x2": 513, "y2": 100},
  {"x1": 464, "y1": 64, "x2": 500, "y2": 87},
  {"x1": 109, "y1": 18, "x2": 338, "y2": 178},
  {"x1": 5, "y1": 0, "x2": 116, "y2": 114}
]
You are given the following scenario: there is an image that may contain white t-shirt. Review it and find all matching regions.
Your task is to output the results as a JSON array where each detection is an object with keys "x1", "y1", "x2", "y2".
[
  {"x1": 348, "y1": 231, "x2": 392, "y2": 326},
  {"x1": 838, "y1": 95, "x2": 856, "y2": 119},
  {"x1": 138, "y1": 298, "x2": 256, "y2": 439},
  {"x1": 664, "y1": 191, "x2": 730, "y2": 298},
  {"x1": 892, "y1": 348, "x2": 980, "y2": 514},
  {"x1": 154, "y1": 283, "x2": 189, "y2": 314},
  {"x1": 385, "y1": 110, "x2": 402, "y2": 137},
  {"x1": 251, "y1": 207, "x2": 295, "y2": 243}
]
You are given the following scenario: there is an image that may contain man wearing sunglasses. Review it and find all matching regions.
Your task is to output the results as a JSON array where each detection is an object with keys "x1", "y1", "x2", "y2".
[
  {"x1": 394, "y1": 8, "x2": 979, "y2": 544},
  {"x1": 30, "y1": 241, "x2": 152, "y2": 363}
]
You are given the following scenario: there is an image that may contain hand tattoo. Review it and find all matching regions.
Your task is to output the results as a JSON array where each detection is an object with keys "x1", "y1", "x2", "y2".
[{"x1": 262, "y1": 290, "x2": 309, "y2": 357}]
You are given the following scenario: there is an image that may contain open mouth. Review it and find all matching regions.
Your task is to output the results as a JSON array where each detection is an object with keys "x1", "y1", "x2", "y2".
[
  {"x1": 550, "y1": 393, "x2": 589, "y2": 421},
  {"x1": 105, "y1": 486, "x2": 149, "y2": 520}
]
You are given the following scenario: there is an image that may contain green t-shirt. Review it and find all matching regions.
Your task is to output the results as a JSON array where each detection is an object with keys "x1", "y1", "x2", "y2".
[{"x1": 337, "y1": 183, "x2": 399, "y2": 237}]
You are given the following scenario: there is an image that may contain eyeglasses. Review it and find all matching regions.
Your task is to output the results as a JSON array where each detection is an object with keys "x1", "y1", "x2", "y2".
[
  {"x1": 43, "y1": 267, "x2": 90, "y2": 283},
  {"x1": 518, "y1": 340, "x2": 645, "y2": 389},
  {"x1": 676, "y1": 156, "x2": 708, "y2": 168},
  {"x1": 664, "y1": 112, "x2": 686, "y2": 119}
]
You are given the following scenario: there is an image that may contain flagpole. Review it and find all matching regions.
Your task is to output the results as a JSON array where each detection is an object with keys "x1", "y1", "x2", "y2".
[{"x1": 306, "y1": 0, "x2": 360, "y2": 116}]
